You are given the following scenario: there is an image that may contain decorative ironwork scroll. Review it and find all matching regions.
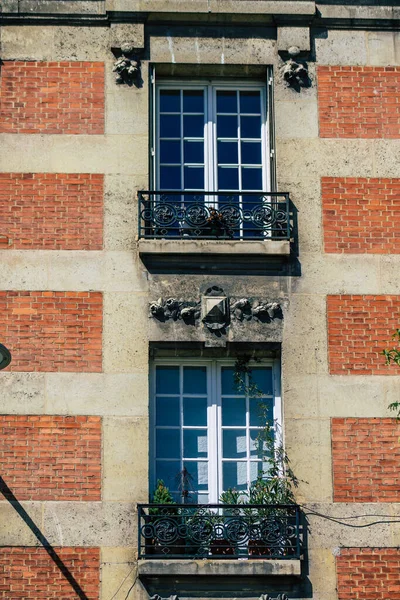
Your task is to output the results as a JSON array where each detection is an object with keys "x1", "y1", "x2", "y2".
[
  {"x1": 138, "y1": 504, "x2": 302, "y2": 560},
  {"x1": 138, "y1": 191, "x2": 291, "y2": 241}
]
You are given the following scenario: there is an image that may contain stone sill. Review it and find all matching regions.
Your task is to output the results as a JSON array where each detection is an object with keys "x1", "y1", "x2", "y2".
[
  {"x1": 138, "y1": 239, "x2": 290, "y2": 257},
  {"x1": 138, "y1": 558, "x2": 301, "y2": 578}
]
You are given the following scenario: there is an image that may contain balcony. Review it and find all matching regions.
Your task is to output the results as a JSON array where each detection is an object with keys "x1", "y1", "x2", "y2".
[
  {"x1": 137, "y1": 192, "x2": 293, "y2": 273},
  {"x1": 137, "y1": 503, "x2": 303, "y2": 579}
]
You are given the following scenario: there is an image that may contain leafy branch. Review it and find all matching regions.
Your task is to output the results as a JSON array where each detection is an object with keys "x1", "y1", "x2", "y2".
[{"x1": 382, "y1": 329, "x2": 400, "y2": 419}]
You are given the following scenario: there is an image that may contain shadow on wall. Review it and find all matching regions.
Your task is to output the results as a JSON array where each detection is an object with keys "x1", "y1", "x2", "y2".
[{"x1": 0, "y1": 477, "x2": 91, "y2": 600}]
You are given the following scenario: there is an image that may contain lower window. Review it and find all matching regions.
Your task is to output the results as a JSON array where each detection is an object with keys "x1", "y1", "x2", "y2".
[{"x1": 150, "y1": 358, "x2": 281, "y2": 503}]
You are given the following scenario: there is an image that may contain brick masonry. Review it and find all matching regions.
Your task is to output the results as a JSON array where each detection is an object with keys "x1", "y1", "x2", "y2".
[
  {"x1": 0, "y1": 415, "x2": 101, "y2": 501},
  {"x1": 327, "y1": 295, "x2": 400, "y2": 375},
  {"x1": 332, "y1": 418, "x2": 400, "y2": 502},
  {"x1": 0, "y1": 61, "x2": 104, "y2": 134},
  {"x1": 0, "y1": 291, "x2": 103, "y2": 372},
  {"x1": 0, "y1": 547, "x2": 100, "y2": 599},
  {"x1": 336, "y1": 548, "x2": 400, "y2": 599},
  {"x1": 322, "y1": 177, "x2": 400, "y2": 254},
  {"x1": 0, "y1": 173, "x2": 104, "y2": 250},
  {"x1": 318, "y1": 66, "x2": 400, "y2": 138}
]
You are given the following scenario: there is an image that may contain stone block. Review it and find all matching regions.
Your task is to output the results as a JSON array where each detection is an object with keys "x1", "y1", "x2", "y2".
[
  {"x1": 277, "y1": 27, "x2": 310, "y2": 52},
  {"x1": 0, "y1": 134, "x2": 148, "y2": 176},
  {"x1": 373, "y1": 140, "x2": 400, "y2": 178},
  {"x1": 103, "y1": 417, "x2": 148, "y2": 502},
  {"x1": 277, "y1": 139, "x2": 374, "y2": 182},
  {"x1": 103, "y1": 293, "x2": 149, "y2": 373},
  {"x1": 104, "y1": 174, "x2": 146, "y2": 252},
  {"x1": 275, "y1": 100, "x2": 318, "y2": 139},
  {"x1": 367, "y1": 32, "x2": 399, "y2": 66},
  {"x1": 293, "y1": 254, "x2": 381, "y2": 295},
  {"x1": 42, "y1": 502, "x2": 136, "y2": 546},
  {"x1": 282, "y1": 294, "x2": 328, "y2": 376},
  {"x1": 315, "y1": 30, "x2": 368, "y2": 66},
  {"x1": 101, "y1": 547, "x2": 138, "y2": 600},
  {"x1": 0, "y1": 501, "x2": 42, "y2": 546},
  {"x1": 110, "y1": 23, "x2": 145, "y2": 49},
  {"x1": 285, "y1": 418, "x2": 332, "y2": 503},
  {"x1": 0, "y1": 373, "x2": 45, "y2": 414},
  {"x1": 45, "y1": 373, "x2": 148, "y2": 417}
]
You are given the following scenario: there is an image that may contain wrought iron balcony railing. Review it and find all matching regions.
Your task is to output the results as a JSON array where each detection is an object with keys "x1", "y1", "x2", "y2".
[
  {"x1": 138, "y1": 503, "x2": 303, "y2": 560},
  {"x1": 138, "y1": 191, "x2": 291, "y2": 241}
]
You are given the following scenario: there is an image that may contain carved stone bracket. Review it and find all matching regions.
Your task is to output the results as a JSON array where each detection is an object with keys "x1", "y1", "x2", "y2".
[
  {"x1": 150, "y1": 595, "x2": 178, "y2": 600},
  {"x1": 260, "y1": 595, "x2": 289, "y2": 600},
  {"x1": 280, "y1": 57, "x2": 310, "y2": 90},
  {"x1": 112, "y1": 42, "x2": 141, "y2": 86},
  {"x1": 149, "y1": 288, "x2": 282, "y2": 331}
]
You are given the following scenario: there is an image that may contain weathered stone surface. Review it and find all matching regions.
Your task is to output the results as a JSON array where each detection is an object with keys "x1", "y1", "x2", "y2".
[
  {"x1": 103, "y1": 417, "x2": 148, "y2": 502},
  {"x1": 138, "y1": 559, "x2": 301, "y2": 577},
  {"x1": 277, "y1": 27, "x2": 310, "y2": 52}
]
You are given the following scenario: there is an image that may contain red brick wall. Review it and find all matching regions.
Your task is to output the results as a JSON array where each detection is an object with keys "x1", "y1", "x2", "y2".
[
  {"x1": 0, "y1": 291, "x2": 102, "y2": 372},
  {"x1": 0, "y1": 547, "x2": 100, "y2": 599},
  {"x1": 332, "y1": 418, "x2": 400, "y2": 502},
  {"x1": 336, "y1": 548, "x2": 400, "y2": 599},
  {"x1": 0, "y1": 416, "x2": 101, "y2": 501},
  {"x1": 322, "y1": 177, "x2": 400, "y2": 254},
  {"x1": 0, "y1": 173, "x2": 104, "y2": 250},
  {"x1": 318, "y1": 66, "x2": 400, "y2": 138},
  {"x1": 327, "y1": 295, "x2": 400, "y2": 375},
  {"x1": 0, "y1": 61, "x2": 104, "y2": 134}
]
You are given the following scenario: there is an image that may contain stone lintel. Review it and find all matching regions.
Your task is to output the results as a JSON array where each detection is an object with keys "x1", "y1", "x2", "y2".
[{"x1": 138, "y1": 558, "x2": 302, "y2": 577}]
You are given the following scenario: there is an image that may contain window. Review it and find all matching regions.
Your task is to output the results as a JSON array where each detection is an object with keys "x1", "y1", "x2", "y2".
[
  {"x1": 155, "y1": 82, "x2": 269, "y2": 192},
  {"x1": 150, "y1": 359, "x2": 281, "y2": 503}
]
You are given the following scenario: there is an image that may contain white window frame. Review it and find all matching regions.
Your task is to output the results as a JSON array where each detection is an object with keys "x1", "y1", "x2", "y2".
[
  {"x1": 155, "y1": 80, "x2": 270, "y2": 193},
  {"x1": 150, "y1": 357, "x2": 281, "y2": 504}
]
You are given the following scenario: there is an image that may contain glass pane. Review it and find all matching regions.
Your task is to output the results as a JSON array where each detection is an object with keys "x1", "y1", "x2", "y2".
[
  {"x1": 160, "y1": 89, "x2": 180, "y2": 113},
  {"x1": 250, "y1": 398, "x2": 273, "y2": 427},
  {"x1": 185, "y1": 462, "x2": 208, "y2": 491},
  {"x1": 160, "y1": 140, "x2": 181, "y2": 164},
  {"x1": 252, "y1": 368, "x2": 274, "y2": 395},
  {"x1": 217, "y1": 115, "x2": 237, "y2": 138},
  {"x1": 218, "y1": 167, "x2": 239, "y2": 190},
  {"x1": 221, "y1": 397, "x2": 246, "y2": 426},
  {"x1": 240, "y1": 116, "x2": 261, "y2": 139},
  {"x1": 223, "y1": 429, "x2": 247, "y2": 459},
  {"x1": 183, "y1": 115, "x2": 204, "y2": 138},
  {"x1": 221, "y1": 367, "x2": 238, "y2": 395},
  {"x1": 184, "y1": 141, "x2": 204, "y2": 164},
  {"x1": 156, "y1": 366, "x2": 180, "y2": 394},
  {"x1": 160, "y1": 114, "x2": 181, "y2": 137},
  {"x1": 160, "y1": 166, "x2": 181, "y2": 190},
  {"x1": 156, "y1": 429, "x2": 180, "y2": 459},
  {"x1": 217, "y1": 141, "x2": 238, "y2": 165},
  {"x1": 223, "y1": 461, "x2": 247, "y2": 491},
  {"x1": 156, "y1": 396, "x2": 180, "y2": 427},
  {"x1": 250, "y1": 461, "x2": 263, "y2": 484},
  {"x1": 217, "y1": 91, "x2": 237, "y2": 113},
  {"x1": 242, "y1": 167, "x2": 262, "y2": 191},
  {"x1": 184, "y1": 166, "x2": 204, "y2": 190},
  {"x1": 241, "y1": 142, "x2": 261, "y2": 165},
  {"x1": 183, "y1": 90, "x2": 204, "y2": 113},
  {"x1": 183, "y1": 397, "x2": 207, "y2": 426},
  {"x1": 183, "y1": 366, "x2": 207, "y2": 394},
  {"x1": 240, "y1": 90, "x2": 261, "y2": 114},
  {"x1": 184, "y1": 429, "x2": 208, "y2": 458},
  {"x1": 250, "y1": 429, "x2": 268, "y2": 458},
  {"x1": 155, "y1": 460, "x2": 180, "y2": 491}
]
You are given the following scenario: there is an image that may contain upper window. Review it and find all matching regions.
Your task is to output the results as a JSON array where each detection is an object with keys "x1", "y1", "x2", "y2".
[
  {"x1": 156, "y1": 82, "x2": 269, "y2": 192},
  {"x1": 150, "y1": 358, "x2": 281, "y2": 504}
]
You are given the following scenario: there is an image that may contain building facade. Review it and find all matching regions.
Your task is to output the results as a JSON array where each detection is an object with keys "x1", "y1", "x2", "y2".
[{"x1": 0, "y1": 1, "x2": 399, "y2": 599}]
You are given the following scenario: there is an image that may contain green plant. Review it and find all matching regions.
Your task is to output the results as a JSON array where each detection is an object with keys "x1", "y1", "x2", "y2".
[
  {"x1": 149, "y1": 479, "x2": 176, "y2": 515},
  {"x1": 382, "y1": 329, "x2": 400, "y2": 419}
]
